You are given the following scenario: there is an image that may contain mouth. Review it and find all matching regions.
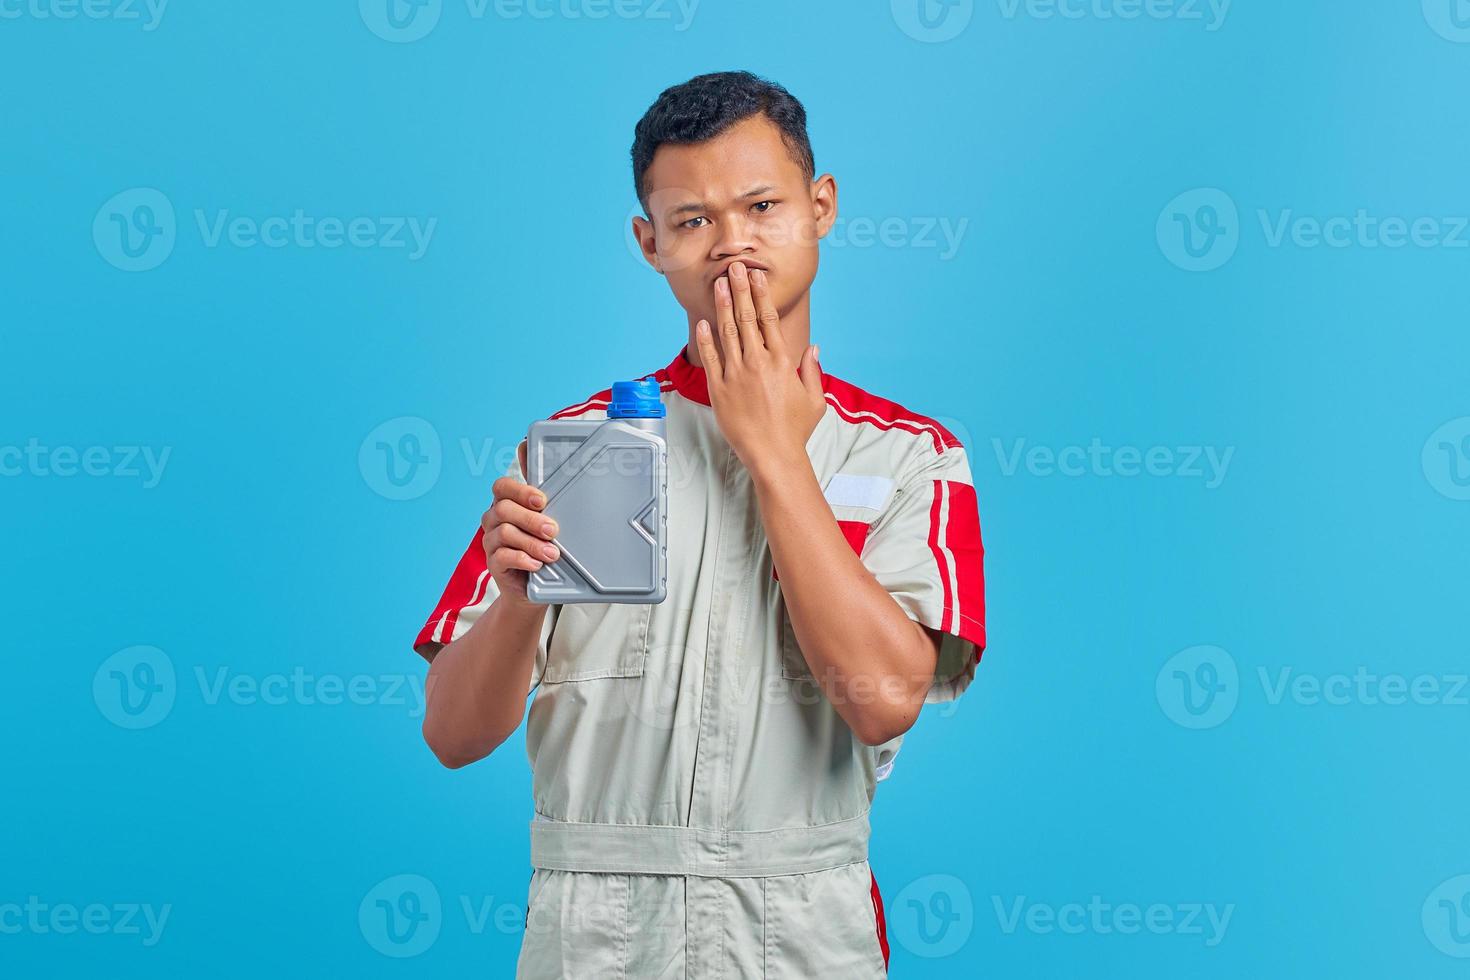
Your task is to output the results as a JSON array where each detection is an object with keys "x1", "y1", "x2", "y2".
[{"x1": 710, "y1": 258, "x2": 770, "y2": 283}]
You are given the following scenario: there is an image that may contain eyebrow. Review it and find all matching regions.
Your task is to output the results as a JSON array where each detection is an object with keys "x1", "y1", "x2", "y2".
[{"x1": 668, "y1": 185, "x2": 778, "y2": 217}]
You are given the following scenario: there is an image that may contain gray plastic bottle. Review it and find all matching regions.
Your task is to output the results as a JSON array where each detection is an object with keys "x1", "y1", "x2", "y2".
[{"x1": 524, "y1": 376, "x2": 668, "y2": 604}]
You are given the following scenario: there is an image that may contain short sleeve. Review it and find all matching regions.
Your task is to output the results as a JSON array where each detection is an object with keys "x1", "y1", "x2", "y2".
[
  {"x1": 860, "y1": 442, "x2": 987, "y2": 704},
  {"x1": 410, "y1": 441, "x2": 559, "y2": 697}
]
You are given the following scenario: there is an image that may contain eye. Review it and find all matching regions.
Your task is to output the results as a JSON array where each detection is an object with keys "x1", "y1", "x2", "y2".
[
  {"x1": 752, "y1": 200, "x2": 777, "y2": 213},
  {"x1": 680, "y1": 216, "x2": 709, "y2": 230}
]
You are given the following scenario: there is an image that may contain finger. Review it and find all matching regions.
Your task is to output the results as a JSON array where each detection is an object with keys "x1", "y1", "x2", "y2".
[
  {"x1": 713, "y1": 275, "x2": 742, "y2": 367},
  {"x1": 695, "y1": 319, "x2": 723, "y2": 384},
  {"x1": 486, "y1": 496, "x2": 559, "y2": 540},
  {"x1": 727, "y1": 261, "x2": 764, "y2": 358},
  {"x1": 749, "y1": 268, "x2": 785, "y2": 353},
  {"x1": 492, "y1": 475, "x2": 546, "y2": 511},
  {"x1": 491, "y1": 521, "x2": 561, "y2": 563},
  {"x1": 798, "y1": 343, "x2": 823, "y2": 402},
  {"x1": 489, "y1": 545, "x2": 543, "y2": 574}
]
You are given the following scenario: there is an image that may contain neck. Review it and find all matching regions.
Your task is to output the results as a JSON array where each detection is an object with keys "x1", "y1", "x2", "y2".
[{"x1": 685, "y1": 290, "x2": 812, "y2": 368}]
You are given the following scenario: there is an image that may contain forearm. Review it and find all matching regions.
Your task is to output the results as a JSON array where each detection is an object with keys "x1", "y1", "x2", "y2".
[
  {"x1": 750, "y1": 451, "x2": 933, "y2": 745},
  {"x1": 422, "y1": 597, "x2": 547, "y2": 767}
]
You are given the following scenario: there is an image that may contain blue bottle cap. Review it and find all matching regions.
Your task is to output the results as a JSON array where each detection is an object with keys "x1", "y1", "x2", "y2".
[{"x1": 607, "y1": 376, "x2": 666, "y2": 418}]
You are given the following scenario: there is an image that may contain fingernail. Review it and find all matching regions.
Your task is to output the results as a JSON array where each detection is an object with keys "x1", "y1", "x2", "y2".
[
  {"x1": 542, "y1": 522, "x2": 557, "y2": 537},
  {"x1": 542, "y1": 544, "x2": 559, "y2": 561},
  {"x1": 753, "y1": 269, "x2": 765, "y2": 286},
  {"x1": 716, "y1": 277, "x2": 729, "y2": 296},
  {"x1": 730, "y1": 262, "x2": 746, "y2": 280},
  {"x1": 698, "y1": 320, "x2": 710, "y2": 336},
  {"x1": 530, "y1": 492, "x2": 545, "y2": 508}
]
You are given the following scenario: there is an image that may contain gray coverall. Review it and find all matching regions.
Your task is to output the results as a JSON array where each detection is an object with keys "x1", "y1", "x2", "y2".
[{"x1": 414, "y1": 345, "x2": 987, "y2": 978}]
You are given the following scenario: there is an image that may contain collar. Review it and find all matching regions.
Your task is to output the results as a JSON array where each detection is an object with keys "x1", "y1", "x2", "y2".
[{"x1": 661, "y1": 343, "x2": 825, "y2": 408}]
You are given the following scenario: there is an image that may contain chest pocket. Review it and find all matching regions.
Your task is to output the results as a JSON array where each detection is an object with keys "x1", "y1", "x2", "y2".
[
  {"x1": 543, "y1": 602, "x2": 652, "y2": 683},
  {"x1": 779, "y1": 473, "x2": 895, "y2": 681}
]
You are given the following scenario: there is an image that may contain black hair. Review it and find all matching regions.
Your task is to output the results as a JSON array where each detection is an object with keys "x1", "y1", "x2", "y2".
[{"x1": 631, "y1": 70, "x2": 815, "y2": 213}]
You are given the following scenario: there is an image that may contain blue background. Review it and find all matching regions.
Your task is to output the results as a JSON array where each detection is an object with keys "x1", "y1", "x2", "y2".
[{"x1": 5, "y1": 1, "x2": 1470, "y2": 976}]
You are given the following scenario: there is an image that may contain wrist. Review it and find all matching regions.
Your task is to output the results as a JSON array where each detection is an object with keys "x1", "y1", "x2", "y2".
[
  {"x1": 491, "y1": 590, "x2": 549, "y2": 624},
  {"x1": 747, "y1": 444, "x2": 817, "y2": 493}
]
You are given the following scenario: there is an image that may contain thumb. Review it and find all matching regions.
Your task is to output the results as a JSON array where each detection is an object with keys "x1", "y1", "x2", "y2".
[{"x1": 798, "y1": 344, "x2": 823, "y2": 401}]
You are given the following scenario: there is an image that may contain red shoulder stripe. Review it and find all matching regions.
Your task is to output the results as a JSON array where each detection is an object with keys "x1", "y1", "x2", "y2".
[{"x1": 820, "y1": 374, "x2": 962, "y2": 454}]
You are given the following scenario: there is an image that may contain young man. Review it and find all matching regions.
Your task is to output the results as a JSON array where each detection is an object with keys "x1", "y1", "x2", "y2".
[{"x1": 413, "y1": 71, "x2": 986, "y2": 978}]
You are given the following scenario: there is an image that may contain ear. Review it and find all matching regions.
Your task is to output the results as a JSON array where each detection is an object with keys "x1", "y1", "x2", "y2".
[
  {"x1": 631, "y1": 213, "x2": 663, "y2": 274},
  {"x1": 809, "y1": 173, "x2": 838, "y2": 240}
]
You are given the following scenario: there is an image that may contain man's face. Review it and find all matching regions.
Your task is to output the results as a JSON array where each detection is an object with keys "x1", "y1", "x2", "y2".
[{"x1": 632, "y1": 115, "x2": 837, "y2": 331}]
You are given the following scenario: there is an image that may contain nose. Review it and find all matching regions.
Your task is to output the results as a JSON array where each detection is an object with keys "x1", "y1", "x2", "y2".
[{"x1": 710, "y1": 212, "x2": 758, "y2": 261}]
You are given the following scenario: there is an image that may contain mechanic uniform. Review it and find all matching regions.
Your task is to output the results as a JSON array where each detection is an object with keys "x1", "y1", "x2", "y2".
[{"x1": 413, "y1": 344, "x2": 987, "y2": 978}]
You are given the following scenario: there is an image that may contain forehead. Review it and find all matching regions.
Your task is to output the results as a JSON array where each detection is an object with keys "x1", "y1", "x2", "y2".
[{"x1": 643, "y1": 115, "x2": 806, "y2": 206}]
